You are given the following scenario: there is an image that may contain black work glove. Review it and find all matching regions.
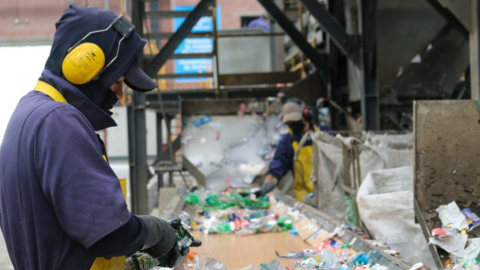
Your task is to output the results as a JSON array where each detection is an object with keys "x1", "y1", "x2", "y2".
[
  {"x1": 143, "y1": 218, "x2": 201, "y2": 268},
  {"x1": 137, "y1": 215, "x2": 177, "y2": 257},
  {"x1": 254, "y1": 182, "x2": 276, "y2": 198}
]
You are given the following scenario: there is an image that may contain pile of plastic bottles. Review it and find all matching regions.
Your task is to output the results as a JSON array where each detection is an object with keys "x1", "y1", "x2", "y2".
[
  {"x1": 179, "y1": 188, "x2": 392, "y2": 270},
  {"x1": 182, "y1": 188, "x2": 270, "y2": 211},
  {"x1": 185, "y1": 248, "x2": 389, "y2": 270},
  {"x1": 178, "y1": 206, "x2": 293, "y2": 236},
  {"x1": 180, "y1": 188, "x2": 297, "y2": 236}
]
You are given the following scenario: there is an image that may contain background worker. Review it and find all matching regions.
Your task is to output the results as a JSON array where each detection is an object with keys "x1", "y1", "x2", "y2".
[
  {"x1": 248, "y1": 12, "x2": 270, "y2": 32},
  {"x1": 0, "y1": 5, "x2": 197, "y2": 270},
  {"x1": 256, "y1": 98, "x2": 319, "y2": 201}
]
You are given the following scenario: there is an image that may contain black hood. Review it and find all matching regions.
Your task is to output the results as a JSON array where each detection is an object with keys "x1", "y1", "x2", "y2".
[{"x1": 43, "y1": 5, "x2": 146, "y2": 111}]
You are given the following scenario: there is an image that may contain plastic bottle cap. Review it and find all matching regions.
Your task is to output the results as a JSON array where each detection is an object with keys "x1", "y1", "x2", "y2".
[{"x1": 187, "y1": 250, "x2": 197, "y2": 260}]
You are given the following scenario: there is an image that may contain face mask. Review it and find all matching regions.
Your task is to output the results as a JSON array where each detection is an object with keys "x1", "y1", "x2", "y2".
[
  {"x1": 287, "y1": 121, "x2": 305, "y2": 134},
  {"x1": 101, "y1": 90, "x2": 119, "y2": 114}
]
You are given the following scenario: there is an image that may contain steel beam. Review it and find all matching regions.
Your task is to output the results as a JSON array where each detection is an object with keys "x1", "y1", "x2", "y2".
[
  {"x1": 257, "y1": 0, "x2": 323, "y2": 71},
  {"x1": 146, "y1": 10, "x2": 212, "y2": 19},
  {"x1": 157, "y1": 73, "x2": 213, "y2": 79},
  {"x1": 128, "y1": 0, "x2": 149, "y2": 215},
  {"x1": 472, "y1": 0, "x2": 480, "y2": 99},
  {"x1": 298, "y1": 0, "x2": 354, "y2": 57},
  {"x1": 156, "y1": 112, "x2": 164, "y2": 189},
  {"x1": 148, "y1": 32, "x2": 212, "y2": 39},
  {"x1": 390, "y1": 24, "x2": 453, "y2": 93},
  {"x1": 164, "y1": 115, "x2": 174, "y2": 187},
  {"x1": 359, "y1": 0, "x2": 380, "y2": 130},
  {"x1": 424, "y1": 0, "x2": 469, "y2": 39},
  {"x1": 146, "y1": 0, "x2": 214, "y2": 77},
  {"x1": 145, "y1": 53, "x2": 214, "y2": 60},
  {"x1": 218, "y1": 70, "x2": 301, "y2": 86}
]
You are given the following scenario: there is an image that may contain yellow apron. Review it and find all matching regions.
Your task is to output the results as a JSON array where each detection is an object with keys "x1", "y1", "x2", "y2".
[
  {"x1": 290, "y1": 126, "x2": 318, "y2": 201},
  {"x1": 33, "y1": 81, "x2": 127, "y2": 270}
]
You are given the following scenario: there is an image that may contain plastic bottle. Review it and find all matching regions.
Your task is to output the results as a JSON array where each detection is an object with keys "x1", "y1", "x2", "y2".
[
  {"x1": 277, "y1": 217, "x2": 293, "y2": 230},
  {"x1": 182, "y1": 193, "x2": 199, "y2": 204},
  {"x1": 260, "y1": 259, "x2": 285, "y2": 270},
  {"x1": 366, "y1": 250, "x2": 380, "y2": 265},
  {"x1": 260, "y1": 217, "x2": 278, "y2": 233},
  {"x1": 216, "y1": 222, "x2": 235, "y2": 234}
]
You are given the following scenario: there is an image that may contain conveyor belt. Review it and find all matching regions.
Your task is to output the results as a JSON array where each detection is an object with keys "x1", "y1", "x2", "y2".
[
  {"x1": 160, "y1": 191, "x2": 411, "y2": 270},
  {"x1": 192, "y1": 231, "x2": 311, "y2": 269}
]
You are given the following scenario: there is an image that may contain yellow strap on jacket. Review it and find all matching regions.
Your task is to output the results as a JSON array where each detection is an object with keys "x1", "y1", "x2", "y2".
[
  {"x1": 292, "y1": 141, "x2": 314, "y2": 201},
  {"x1": 33, "y1": 81, "x2": 126, "y2": 270},
  {"x1": 33, "y1": 81, "x2": 67, "y2": 103},
  {"x1": 289, "y1": 126, "x2": 318, "y2": 201}
]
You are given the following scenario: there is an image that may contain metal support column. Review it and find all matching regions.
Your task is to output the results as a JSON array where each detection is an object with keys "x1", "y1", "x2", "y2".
[
  {"x1": 471, "y1": 0, "x2": 480, "y2": 99},
  {"x1": 257, "y1": 0, "x2": 324, "y2": 71},
  {"x1": 424, "y1": 0, "x2": 469, "y2": 39},
  {"x1": 359, "y1": 0, "x2": 379, "y2": 130},
  {"x1": 211, "y1": 0, "x2": 220, "y2": 96},
  {"x1": 156, "y1": 112, "x2": 164, "y2": 190},
  {"x1": 165, "y1": 115, "x2": 174, "y2": 187},
  {"x1": 128, "y1": 0, "x2": 149, "y2": 215}
]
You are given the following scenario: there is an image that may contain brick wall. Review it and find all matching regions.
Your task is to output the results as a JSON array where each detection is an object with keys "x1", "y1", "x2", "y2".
[
  {"x1": 0, "y1": 0, "x2": 122, "y2": 37},
  {"x1": 0, "y1": 0, "x2": 266, "y2": 90}
]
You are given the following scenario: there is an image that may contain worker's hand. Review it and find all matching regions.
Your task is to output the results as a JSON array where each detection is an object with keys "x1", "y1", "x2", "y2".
[
  {"x1": 148, "y1": 218, "x2": 202, "y2": 268},
  {"x1": 136, "y1": 215, "x2": 177, "y2": 257},
  {"x1": 125, "y1": 253, "x2": 159, "y2": 270},
  {"x1": 255, "y1": 182, "x2": 276, "y2": 198},
  {"x1": 169, "y1": 218, "x2": 202, "y2": 248}
]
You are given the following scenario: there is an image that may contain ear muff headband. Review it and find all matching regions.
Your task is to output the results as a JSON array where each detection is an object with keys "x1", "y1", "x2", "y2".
[
  {"x1": 286, "y1": 98, "x2": 314, "y2": 122},
  {"x1": 62, "y1": 43, "x2": 106, "y2": 85},
  {"x1": 61, "y1": 15, "x2": 135, "y2": 85}
]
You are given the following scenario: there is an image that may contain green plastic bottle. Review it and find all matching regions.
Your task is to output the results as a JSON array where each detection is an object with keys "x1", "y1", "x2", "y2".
[
  {"x1": 182, "y1": 194, "x2": 199, "y2": 205},
  {"x1": 216, "y1": 223, "x2": 233, "y2": 234}
]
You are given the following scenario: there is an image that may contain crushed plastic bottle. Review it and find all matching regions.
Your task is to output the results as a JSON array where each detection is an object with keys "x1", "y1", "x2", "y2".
[
  {"x1": 260, "y1": 259, "x2": 285, "y2": 270},
  {"x1": 182, "y1": 193, "x2": 199, "y2": 205},
  {"x1": 366, "y1": 250, "x2": 380, "y2": 265}
]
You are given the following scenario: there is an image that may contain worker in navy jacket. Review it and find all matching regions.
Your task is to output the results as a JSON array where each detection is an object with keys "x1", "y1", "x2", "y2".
[
  {"x1": 257, "y1": 98, "x2": 321, "y2": 201},
  {"x1": 0, "y1": 6, "x2": 188, "y2": 270}
]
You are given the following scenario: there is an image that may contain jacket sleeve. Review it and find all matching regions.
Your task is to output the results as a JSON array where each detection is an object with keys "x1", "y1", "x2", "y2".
[
  {"x1": 266, "y1": 134, "x2": 293, "y2": 182},
  {"x1": 88, "y1": 214, "x2": 147, "y2": 257},
  {"x1": 34, "y1": 106, "x2": 132, "y2": 248}
]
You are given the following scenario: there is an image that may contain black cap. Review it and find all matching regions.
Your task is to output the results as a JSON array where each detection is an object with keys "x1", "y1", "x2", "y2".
[{"x1": 123, "y1": 59, "x2": 158, "y2": 92}]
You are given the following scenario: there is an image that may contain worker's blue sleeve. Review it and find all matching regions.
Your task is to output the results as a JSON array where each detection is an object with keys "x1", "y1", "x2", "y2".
[
  {"x1": 88, "y1": 215, "x2": 146, "y2": 257},
  {"x1": 34, "y1": 106, "x2": 132, "y2": 248},
  {"x1": 266, "y1": 134, "x2": 294, "y2": 182}
]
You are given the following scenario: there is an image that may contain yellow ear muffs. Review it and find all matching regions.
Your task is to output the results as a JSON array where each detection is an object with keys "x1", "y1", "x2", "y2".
[{"x1": 62, "y1": 43, "x2": 106, "y2": 85}]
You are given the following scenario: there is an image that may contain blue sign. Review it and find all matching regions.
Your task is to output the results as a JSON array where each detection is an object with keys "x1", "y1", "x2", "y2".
[{"x1": 173, "y1": 5, "x2": 221, "y2": 82}]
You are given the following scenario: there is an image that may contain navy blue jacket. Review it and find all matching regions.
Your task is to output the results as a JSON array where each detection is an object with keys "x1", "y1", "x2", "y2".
[
  {"x1": 0, "y1": 5, "x2": 147, "y2": 269},
  {"x1": 266, "y1": 124, "x2": 331, "y2": 181}
]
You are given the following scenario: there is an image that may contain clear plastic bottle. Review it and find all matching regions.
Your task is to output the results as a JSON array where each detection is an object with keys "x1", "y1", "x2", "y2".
[{"x1": 260, "y1": 259, "x2": 285, "y2": 270}]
